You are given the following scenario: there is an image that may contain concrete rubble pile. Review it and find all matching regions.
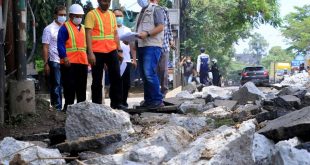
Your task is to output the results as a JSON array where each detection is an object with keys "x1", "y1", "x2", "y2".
[
  {"x1": 278, "y1": 72, "x2": 310, "y2": 88},
  {"x1": 1, "y1": 81, "x2": 310, "y2": 165}
]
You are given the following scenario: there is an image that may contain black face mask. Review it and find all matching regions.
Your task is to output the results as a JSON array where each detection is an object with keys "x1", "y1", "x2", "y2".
[{"x1": 99, "y1": 3, "x2": 110, "y2": 11}]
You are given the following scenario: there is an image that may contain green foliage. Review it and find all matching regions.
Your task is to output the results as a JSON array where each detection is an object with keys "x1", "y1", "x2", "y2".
[
  {"x1": 180, "y1": 0, "x2": 281, "y2": 76},
  {"x1": 248, "y1": 32, "x2": 269, "y2": 64},
  {"x1": 281, "y1": 5, "x2": 310, "y2": 53},
  {"x1": 261, "y1": 46, "x2": 294, "y2": 69}
]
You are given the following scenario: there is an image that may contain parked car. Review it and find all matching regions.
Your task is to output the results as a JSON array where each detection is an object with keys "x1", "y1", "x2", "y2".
[{"x1": 239, "y1": 66, "x2": 269, "y2": 86}]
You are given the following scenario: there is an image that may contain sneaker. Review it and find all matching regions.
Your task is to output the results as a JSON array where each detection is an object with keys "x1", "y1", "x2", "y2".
[{"x1": 111, "y1": 104, "x2": 128, "y2": 110}]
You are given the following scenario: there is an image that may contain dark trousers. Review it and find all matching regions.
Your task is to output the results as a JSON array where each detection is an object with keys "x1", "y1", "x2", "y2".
[
  {"x1": 61, "y1": 63, "x2": 88, "y2": 110},
  {"x1": 200, "y1": 71, "x2": 209, "y2": 85},
  {"x1": 157, "y1": 51, "x2": 169, "y2": 95},
  {"x1": 48, "y1": 61, "x2": 62, "y2": 110},
  {"x1": 91, "y1": 51, "x2": 123, "y2": 107},
  {"x1": 121, "y1": 62, "x2": 131, "y2": 106}
]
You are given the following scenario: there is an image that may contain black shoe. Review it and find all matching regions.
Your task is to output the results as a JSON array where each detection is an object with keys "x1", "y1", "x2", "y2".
[
  {"x1": 112, "y1": 104, "x2": 128, "y2": 110},
  {"x1": 145, "y1": 102, "x2": 165, "y2": 109}
]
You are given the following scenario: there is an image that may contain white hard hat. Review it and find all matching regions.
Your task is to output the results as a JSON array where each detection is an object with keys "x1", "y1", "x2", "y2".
[
  {"x1": 212, "y1": 58, "x2": 217, "y2": 63},
  {"x1": 69, "y1": 4, "x2": 84, "y2": 15}
]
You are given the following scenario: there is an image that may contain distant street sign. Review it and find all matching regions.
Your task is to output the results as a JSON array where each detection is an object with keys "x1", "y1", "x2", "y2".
[{"x1": 291, "y1": 60, "x2": 302, "y2": 67}]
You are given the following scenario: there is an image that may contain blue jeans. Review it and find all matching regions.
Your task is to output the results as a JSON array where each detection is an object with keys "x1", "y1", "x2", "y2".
[
  {"x1": 138, "y1": 46, "x2": 163, "y2": 105},
  {"x1": 48, "y1": 61, "x2": 62, "y2": 110}
]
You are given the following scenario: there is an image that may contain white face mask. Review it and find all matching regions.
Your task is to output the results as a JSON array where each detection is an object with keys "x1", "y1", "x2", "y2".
[
  {"x1": 187, "y1": 60, "x2": 191, "y2": 63},
  {"x1": 72, "y1": 17, "x2": 82, "y2": 25},
  {"x1": 57, "y1": 16, "x2": 66, "y2": 24},
  {"x1": 138, "y1": 0, "x2": 149, "y2": 8}
]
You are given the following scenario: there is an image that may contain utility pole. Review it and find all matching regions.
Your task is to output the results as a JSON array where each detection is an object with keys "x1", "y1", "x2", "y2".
[
  {"x1": 8, "y1": 0, "x2": 35, "y2": 116},
  {"x1": 172, "y1": 0, "x2": 181, "y2": 88},
  {"x1": 0, "y1": 0, "x2": 5, "y2": 125},
  {"x1": 16, "y1": 0, "x2": 26, "y2": 80}
]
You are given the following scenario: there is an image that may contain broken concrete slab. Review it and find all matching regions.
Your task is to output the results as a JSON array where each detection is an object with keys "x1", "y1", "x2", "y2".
[
  {"x1": 55, "y1": 133, "x2": 122, "y2": 153},
  {"x1": 179, "y1": 101, "x2": 204, "y2": 114},
  {"x1": 129, "y1": 145, "x2": 167, "y2": 165},
  {"x1": 277, "y1": 86, "x2": 300, "y2": 96},
  {"x1": 255, "y1": 106, "x2": 293, "y2": 123},
  {"x1": 65, "y1": 102, "x2": 134, "y2": 141},
  {"x1": 193, "y1": 92, "x2": 203, "y2": 98},
  {"x1": 232, "y1": 82, "x2": 265, "y2": 104},
  {"x1": 202, "y1": 86, "x2": 232, "y2": 100},
  {"x1": 203, "y1": 106, "x2": 232, "y2": 119},
  {"x1": 232, "y1": 104, "x2": 261, "y2": 122},
  {"x1": 137, "y1": 112, "x2": 171, "y2": 125},
  {"x1": 182, "y1": 84, "x2": 197, "y2": 94},
  {"x1": 78, "y1": 151, "x2": 103, "y2": 160},
  {"x1": 0, "y1": 137, "x2": 65, "y2": 165},
  {"x1": 176, "y1": 91, "x2": 195, "y2": 99},
  {"x1": 214, "y1": 99, "x2": 237, "y2": 111},
  {"x1": 84, "y1": 153, "x2": 125, "y2": 165},
  {"x1": 166, "y1": 119, "x2": 256, "y2": 165},
  {"x1": 274, "y1": 95, "x2": 301, "y2": 109},
  {"x1": 252, "y1": 133, "x2": 275, "y2": 165},
  {"x1": 165, "y1": 86, "x2": 182, "y2": 98},
  {"x1": 272, "y1": 144, "x2": 310, "y2": 165},
  {"x1": 129, "y1": 126, "x2": 193, "y2": 161},
  {"x1": 168, "y1": 114, "x2": 214, "y2": 135},
  {"x1": 258, "y1": 106, "x2": 310, "y2": 141}
]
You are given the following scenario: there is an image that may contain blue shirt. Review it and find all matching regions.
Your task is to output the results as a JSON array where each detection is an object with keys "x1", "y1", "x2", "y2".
[{"x1": 57, "y1": 25, "x2": 69, "y2": 59}]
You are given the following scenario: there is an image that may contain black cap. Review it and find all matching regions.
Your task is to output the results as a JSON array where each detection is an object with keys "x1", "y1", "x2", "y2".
[{"x1": 200, "y1": 47, "x2": 205, "y2": 53}]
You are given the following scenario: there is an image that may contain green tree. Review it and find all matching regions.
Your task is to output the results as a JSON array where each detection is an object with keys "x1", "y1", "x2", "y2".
[
  {"x1": 248, "y1": 32, "x2": 269, "y2": 65},
  {"x1": 180, "y1": 0, "x2": 281, "y2": 75},
  {"x1": 281, "y1": 5, "x2": 310, "y2": 53},
  {"x1": 261, "y1": 46, "x2": 294, "y2": 69}
]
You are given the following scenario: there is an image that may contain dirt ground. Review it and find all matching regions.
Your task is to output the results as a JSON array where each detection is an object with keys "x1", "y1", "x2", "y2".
[
  {"x1": 0, "y1": 87, "x2": 144, "y2": 140},
  {"x1": 0, "y1": 96, "x2": 66, "y2": 140}
]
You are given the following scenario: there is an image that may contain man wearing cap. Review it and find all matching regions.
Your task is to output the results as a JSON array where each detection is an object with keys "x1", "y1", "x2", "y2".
[
  {"x1": 85, "y1": 0, "x2": 126, "y2": 110},
  {"x1": 197, "y1": 48, "x2": 211, "y2": 85},
  {"x1": 57, "y1": 4, "x2": 88, "y2": 111}
]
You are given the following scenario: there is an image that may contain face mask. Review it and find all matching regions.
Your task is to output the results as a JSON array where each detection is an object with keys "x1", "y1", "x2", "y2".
[
  {"x1": 99, "y1": 3, "x2": 110, "y2": 11},
  {"x1": 187, "y1": 60, "x2": 191, "y2": 63},
  {"x1": 116, "y1": 17, "x2": 124, "y2": 25},
  {"x1": 138, "y1": 0, "x2": 149, "y2": 8},
  {"x1": 57, "y1": 16, "x2": 66, "y2": 24},
  {"x1": 73, "y1": 17, "x2": 82, "y2": 25}
]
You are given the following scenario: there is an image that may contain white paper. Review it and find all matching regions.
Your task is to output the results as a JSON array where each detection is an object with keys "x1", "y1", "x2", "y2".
[
  {"x1": 119, "y1": 32, "x2": 138, "y2": 42},
  {"x1": 120, "y1": 61, "x2": 127, "y2": 76}
]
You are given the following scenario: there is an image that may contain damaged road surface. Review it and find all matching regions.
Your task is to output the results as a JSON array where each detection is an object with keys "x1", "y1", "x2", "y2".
[{"x1": 1, "y1": 73, "x2": 310, "y2": 164}]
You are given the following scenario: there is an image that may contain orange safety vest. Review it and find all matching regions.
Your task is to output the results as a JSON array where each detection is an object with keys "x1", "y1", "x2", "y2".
[
  {"x1": 61, "y1": 21, "x2": 88, "y2": 65},
  {"x1": 90, "y1": 9, "x2": 117, "y2": 53}
]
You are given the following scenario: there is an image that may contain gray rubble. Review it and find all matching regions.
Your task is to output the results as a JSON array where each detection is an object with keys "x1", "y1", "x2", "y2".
[
  {"x1": 214, "y1": 99, "x2": 237, "y2": 111},
  {"x1": 65, "y1": 101, "x2": 134, "y2": 141},
  {"x1": 258, "y1": 106, "x2": 310, "y2": 141},
  {"x1": 0, "y1": 137, "x2": 65, "y2": 165},
  {"x1": 203, "y1": 106, "x2": 232, "y2": 119},
  {"x1": 232, "y1": 82, "x2": 265, "y2": 104},
  {"x1": 202, "y1": 85, "x2": 233, "y2": 100}
]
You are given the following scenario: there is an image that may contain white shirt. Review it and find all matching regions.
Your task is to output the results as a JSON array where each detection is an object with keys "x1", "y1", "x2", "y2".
[
  {"x1": 197, "y1": 53, "x2": 210, "y2": 72},
  {"x1": 117, "y1": 25, "x2": 132, "y2": 63},
  {"x1": 42, "y1": 21, "x2": 62, "y2": 63}
]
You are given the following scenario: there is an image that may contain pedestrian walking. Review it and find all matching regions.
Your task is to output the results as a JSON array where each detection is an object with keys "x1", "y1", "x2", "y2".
[
  {"x1": 210, "y1": 59, "x2": 221, "y2": 86},
  {"x1": 57, "y1": 4, "x2": 88, "y2": 111},
  {"x1": 42, "y1": 5, "x2": 66, "y2": 111},
  {"x1": 197, "y1": 48, "x2": 210, "y2": 85}
]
